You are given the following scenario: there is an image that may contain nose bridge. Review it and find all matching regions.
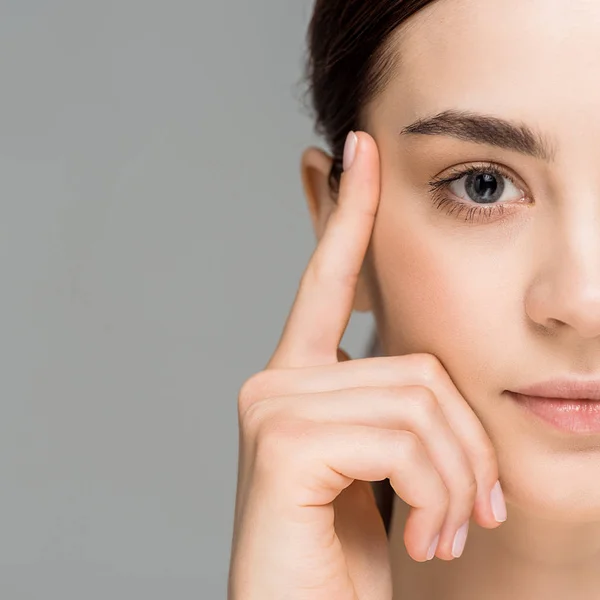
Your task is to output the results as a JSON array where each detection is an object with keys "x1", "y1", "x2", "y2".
[{"x1": 527, "y1": 199, "x2": 600, "y2": 336}]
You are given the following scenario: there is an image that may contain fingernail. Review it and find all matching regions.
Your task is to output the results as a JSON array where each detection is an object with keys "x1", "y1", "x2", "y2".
[
  {"x1": 343, "y1": 131, "x2": 358, "y2": 171},
  {"x1": 452, "y1": 521, "x2": 469, "y2": 558},
  {"x1": 427, "y1": 532, "x2": 439, "y2": 560},
  {"x1": 490, "y1": 480, "x2": 507, "y2": 522}
]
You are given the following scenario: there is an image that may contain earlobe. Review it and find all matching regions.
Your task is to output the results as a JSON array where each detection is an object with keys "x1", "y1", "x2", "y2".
[{"x1": 300, "y1": 146, "x2": 373, "y2": 314}]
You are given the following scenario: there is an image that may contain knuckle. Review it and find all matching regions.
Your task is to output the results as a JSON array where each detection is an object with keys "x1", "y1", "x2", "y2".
[
  {"x1": 239, "y1": 397, "x2": 271, "y2": 438},
  {"x1": 419, "y1": 476, "x2": 449, "y2": 513},
  {"x1": 394, "y1": 429, "x2": 421, "y2": 458},
  {"x1": 408, "y1": 385, "x2": 439, "y2": 417},
  {"x1": 447, "y1": 470, "x2": 478, "y2": 506},
  {"x1": 386, "y1": 384, "x2": 439, "y2": 423},
  {"x1": 413, "y1": 353, "x2": 445, "y2": 384},
  {"x1": 436, "y1": 483, "x2": 451, "y2": 511},
  {"x1": 238, "y1": 371, "x2": 272, "y2": 415},
  {"x1": 461, "y1": 473, "x2": 479, "y2": 502}
]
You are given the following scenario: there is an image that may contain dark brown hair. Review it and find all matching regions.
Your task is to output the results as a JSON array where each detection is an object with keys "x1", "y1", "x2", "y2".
[
  {"x1": 302, "y1": 0, "x2": 439, "y2": 535},
  {"x1": 303, "y1": 0, "x2": 440, "y2": 195}
]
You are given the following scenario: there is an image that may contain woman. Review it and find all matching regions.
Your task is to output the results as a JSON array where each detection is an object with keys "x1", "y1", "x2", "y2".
[{"x1": 228, "y1": 0, "x2": 600, "y2": 598}]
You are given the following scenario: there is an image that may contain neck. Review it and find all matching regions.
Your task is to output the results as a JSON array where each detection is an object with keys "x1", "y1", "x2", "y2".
[{"x1": 389, "y1": 496, "x2": 600, "y2": 600}]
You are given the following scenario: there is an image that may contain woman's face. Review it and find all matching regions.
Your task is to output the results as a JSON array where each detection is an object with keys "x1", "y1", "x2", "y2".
[
  {"x1": 370, "y1": 0, "x2": 600, "y2": 520},
  {"x1": 305, "y1": 0, "x2": 600, "y2": 521}
]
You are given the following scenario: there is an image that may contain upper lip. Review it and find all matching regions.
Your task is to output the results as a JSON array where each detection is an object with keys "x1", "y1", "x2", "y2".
[{"x1": 510, "y1": 378, "x2": 600, "y2": 401}]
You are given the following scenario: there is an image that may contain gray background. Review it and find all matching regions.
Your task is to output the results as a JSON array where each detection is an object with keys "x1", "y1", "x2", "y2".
[{"x1": 0, "y1": 0, "x2": 376, "y2": 597}]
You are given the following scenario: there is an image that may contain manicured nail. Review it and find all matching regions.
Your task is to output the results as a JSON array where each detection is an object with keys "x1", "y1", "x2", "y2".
[
  {"x1": 427, "y1": 532, "x2": 440, "y2": 560},
  {"x1": 343, "y1": 131, "x2": 358, "y2": 171},
  {"x1": 490, "y1": 480, "x2": 507, "y2": 522},
  {"x1": 452, "y1": 521, "x2": 469, "y2": 558}
]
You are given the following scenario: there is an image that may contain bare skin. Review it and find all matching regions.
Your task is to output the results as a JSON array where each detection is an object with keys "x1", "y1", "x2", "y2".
[
  {"x1": 299, "y1": 1, "x2": 600, "y2": 598},
  {"x1": 229, "y1": 132, "x2": 505, "y2": 600},
  {"x1": 229, "y1": 0, "x2": 600, "y2": 597}
]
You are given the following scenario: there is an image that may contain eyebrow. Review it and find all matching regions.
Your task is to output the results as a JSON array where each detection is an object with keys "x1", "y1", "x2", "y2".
[{"x1": 400, "y1": 109, "x2": 556, "y2": 162}]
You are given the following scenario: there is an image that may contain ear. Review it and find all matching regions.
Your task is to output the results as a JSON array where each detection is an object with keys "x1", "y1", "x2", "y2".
[{"x1": 300, "y1": 146, "x2": 373, "y2": 313}]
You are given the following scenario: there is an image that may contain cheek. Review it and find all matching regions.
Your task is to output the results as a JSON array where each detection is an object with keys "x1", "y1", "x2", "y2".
[{"x1": 369, "y1": 202, "x2": 517, "y2": 397}]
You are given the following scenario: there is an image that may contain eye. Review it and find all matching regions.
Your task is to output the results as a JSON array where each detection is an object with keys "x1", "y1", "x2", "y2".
[
  {"x1": 427, "y1": 162, "x2": 530, "y2": 223},
  {"x1": 447, "y1": 168, "x2": 523, "y2": 205}
]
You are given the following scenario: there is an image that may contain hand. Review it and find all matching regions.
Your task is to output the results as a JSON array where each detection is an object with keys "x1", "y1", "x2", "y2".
[{"x1": 228, "y1": 131, "x2": 506, "y2": 600}]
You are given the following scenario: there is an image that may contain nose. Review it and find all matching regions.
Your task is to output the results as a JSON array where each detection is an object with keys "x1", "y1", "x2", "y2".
[{"x1": 525, "y1": 213, "x2": 600, "y2": 339}]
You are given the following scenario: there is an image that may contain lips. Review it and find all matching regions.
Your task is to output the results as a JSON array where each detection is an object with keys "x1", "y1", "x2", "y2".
[
  {"x1": 507, "y1": 391, "x2": 600, "y2": 434},
  {"x1": 507, "y1": 378, "x2": 600, "y2": 433},
  {"x1": 510, "y1": 378, "x2": 600, "y2": 401}
]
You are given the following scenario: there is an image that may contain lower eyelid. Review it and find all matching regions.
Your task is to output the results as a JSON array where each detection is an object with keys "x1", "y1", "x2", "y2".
[{"x1": 430, "y1": 187, "x2": 529, "y2": 223}]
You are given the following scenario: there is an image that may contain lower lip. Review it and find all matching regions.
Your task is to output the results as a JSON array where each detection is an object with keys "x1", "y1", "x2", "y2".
[{"x1": 508, "y1": 392, "x2": 600, "y2": 434}]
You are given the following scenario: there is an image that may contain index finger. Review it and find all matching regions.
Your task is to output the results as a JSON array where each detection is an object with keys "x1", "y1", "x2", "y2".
[{"x1": 269, "y1": 131, "x2": 381, "y2": 369}]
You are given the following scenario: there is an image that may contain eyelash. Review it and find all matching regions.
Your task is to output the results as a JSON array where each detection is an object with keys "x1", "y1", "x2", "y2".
[{"x1": 427, "y1": 162, "x2": 528, "y2": 223}]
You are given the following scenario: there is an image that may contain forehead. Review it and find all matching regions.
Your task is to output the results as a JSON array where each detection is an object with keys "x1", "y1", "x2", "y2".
[{"x1": 376, "y1": 0, "x2": 600, "y2": 135}]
